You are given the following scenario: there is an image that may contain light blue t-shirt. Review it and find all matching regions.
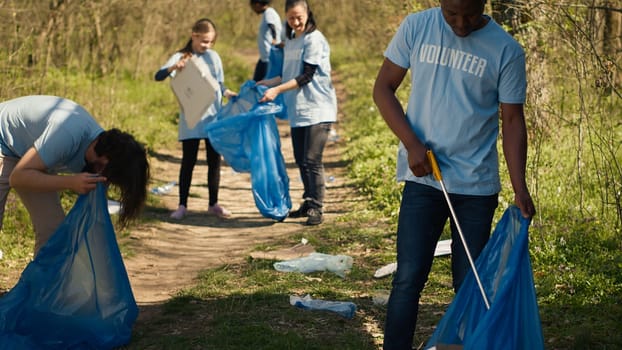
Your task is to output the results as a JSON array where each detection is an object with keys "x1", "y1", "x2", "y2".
[
  {"x1": 160, "y1": 50, "x2": 225, "y2": 140},
  {"x1": 0, "y1": 95, "x2": 104, "y2": 173},
  {"x1": 258, "y1": 7, "x2": 282, "y2": 62},
  {"x1": 384, "y1": 8, "x2": 526, "y2": 195},
  {"x1": 282, "y1": 30, "x2": 337, "y2": 127}
]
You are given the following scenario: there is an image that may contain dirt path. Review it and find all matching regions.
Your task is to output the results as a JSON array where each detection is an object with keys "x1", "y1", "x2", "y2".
[{"x1": 125, "y1": 105, "x2": 350, "y2": 307}]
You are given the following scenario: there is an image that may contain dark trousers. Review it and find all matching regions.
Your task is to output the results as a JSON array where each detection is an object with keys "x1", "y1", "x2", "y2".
[
  {"x1": 178, "y1": 138, "x2": 221, "y2": 207},
  {"x1": 252, "y1": 59, "x2": 268, "y2": 82},
  {"x1": 290, "y1": 122, "x2": 332, "y2": 209}
]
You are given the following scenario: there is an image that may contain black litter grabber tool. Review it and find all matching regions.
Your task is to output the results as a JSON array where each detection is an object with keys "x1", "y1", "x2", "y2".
[{"x1": 426, "y1": 150, "x2": 491, "y2": 310}]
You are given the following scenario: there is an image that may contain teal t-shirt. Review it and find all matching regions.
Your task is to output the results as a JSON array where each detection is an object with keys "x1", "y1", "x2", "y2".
[
  {"x1": 282, "y1": 30, "x2": 337, "y2": 127},
  {"x1": 384, "y1": 8, "x2": 526, "y2": 195},
  {"x1": 0, "y1": 95, "x2": 103, "y2": 173}
]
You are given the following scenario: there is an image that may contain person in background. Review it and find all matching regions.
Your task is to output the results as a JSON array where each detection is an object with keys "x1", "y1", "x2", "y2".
[
  {"x1": 0, "y1": 95, "x2": 150, "y2": 256},
  {"x1": 372, "y1": 0, "x2": 536, "y2": 348},
  {"x1": 250, "y1": 0, "x2": 283, "y2": 82},
  {"x1": 155, "y1": 18, "x2": 236, "y2": 220},
  {"x1": 258, "y1": 0, "x2": 337, "y2": 226}
]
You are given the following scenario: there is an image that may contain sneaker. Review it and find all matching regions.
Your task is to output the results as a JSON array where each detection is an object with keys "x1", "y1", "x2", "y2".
[
  {"x1": 305, "y1": 208, "x2": 324, "y2": 226},
  {"x1": 170, "y1": 205, "x2": 187, "y2": 220},
  {"x1": 208, "y1": 203, "x2": 231, "y2": 218},
  {"x1": 289, "y1": 201, "x2": 310, "y2": 218}
]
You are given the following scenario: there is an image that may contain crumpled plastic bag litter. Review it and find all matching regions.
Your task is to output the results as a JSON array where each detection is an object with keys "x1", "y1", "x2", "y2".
[{"x1": 273, "y1": 252, "x2": 353, "y2": 278}]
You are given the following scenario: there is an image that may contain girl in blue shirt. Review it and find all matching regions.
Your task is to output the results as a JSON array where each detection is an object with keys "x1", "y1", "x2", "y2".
[{"x1": 155, "y1": 18, "x2": 236, "y2": 220}]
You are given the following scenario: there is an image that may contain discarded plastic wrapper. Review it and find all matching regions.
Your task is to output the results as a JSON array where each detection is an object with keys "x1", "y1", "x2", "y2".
[
  {"x1": 328, "y1": 128, "x2": 339, "y2": 142},
  {"x1": 435, "y1": 239, "x2": 452, "y2": 256},
  {"x1": 274, "y1": 252, "x2": 353, "y2": 278},
  {"x1": 290, "y1": 294, "x2": 356, "y2": 319},
  {"x1": 372, "y1": 290, "x2": 390, "y2": 306},
  {"x1": 107, "y1": 200, "x2": 121, "y2": 215},
  {"x1": 374, "y1": 262, "x2": 397, "y2": 279},
  {"x1": 374, "y1": 239, "x2": 452, "y2": 278},
  {"x1": 250, "y1": 238, "x2": 315, "y2": 260},
  {"x1": 150, "y1": 181, "x2": 177, "y2": 195}
]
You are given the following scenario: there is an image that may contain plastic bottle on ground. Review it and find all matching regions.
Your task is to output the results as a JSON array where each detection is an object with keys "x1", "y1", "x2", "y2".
[{"x1": 290, "y1": 294, "x2": 356, "y2": 319}]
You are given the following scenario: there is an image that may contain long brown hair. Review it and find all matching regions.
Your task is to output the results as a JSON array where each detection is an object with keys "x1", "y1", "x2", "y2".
[
  {"x1": 178, "y1": 18, "x2": 218, "y2": 55},
  {"x1": 94, "y1": 129, "x2": 150, "y2": 227}
]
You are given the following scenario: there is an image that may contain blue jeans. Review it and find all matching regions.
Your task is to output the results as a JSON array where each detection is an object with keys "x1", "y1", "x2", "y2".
[{"x1": 383, "y1": 181, "x2": 498, "y2": 350}]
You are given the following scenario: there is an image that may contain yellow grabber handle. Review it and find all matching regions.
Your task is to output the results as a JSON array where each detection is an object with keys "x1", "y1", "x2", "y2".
[{"x1": 426, "y1": 150, "x2": 443, "y2": 181}]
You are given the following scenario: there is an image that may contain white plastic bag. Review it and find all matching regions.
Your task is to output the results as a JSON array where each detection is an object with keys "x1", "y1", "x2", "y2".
[{"x1": 274, "y1": 252, "x2": 353, "y2": 278}]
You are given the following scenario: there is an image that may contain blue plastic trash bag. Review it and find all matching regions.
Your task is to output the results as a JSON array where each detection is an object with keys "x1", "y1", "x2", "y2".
[
  {"x1": 217, "y1": 80, "x2": 286, "y2": 121},
  {"x1": 0, "y1": 183, "x2": 138, "y2": 350},
  {"x1": 425, "y1": 206, "x2": 544, "y2": 350},
  {"x1": 207, "y1": 100, "x2": 291, "y2": 221},
  {"x1": 262, "y1": 48, "x2": 288, "y2": 119},
  {"x1": 216, "y1": 80, "x2": 265, "y2": 122},
  {"x1": 266, "y1": 45, "x2": 283, "y2": 80}
]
